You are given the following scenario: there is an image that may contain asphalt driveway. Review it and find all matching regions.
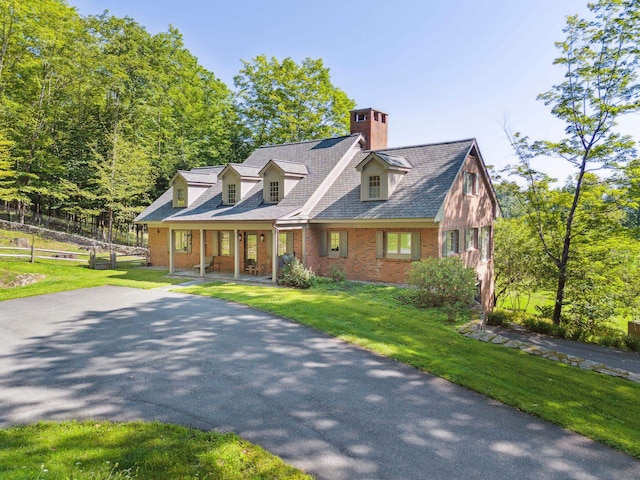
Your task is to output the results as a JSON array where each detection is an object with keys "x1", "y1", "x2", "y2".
[{"x1": 1, "y1": 286, "x2": 638, "y2": 480}]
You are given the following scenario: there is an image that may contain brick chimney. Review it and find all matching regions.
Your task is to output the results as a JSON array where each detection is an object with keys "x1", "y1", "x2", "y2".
[{"x1": 350, "y1": 108, "x2": 388, "y2": 150}]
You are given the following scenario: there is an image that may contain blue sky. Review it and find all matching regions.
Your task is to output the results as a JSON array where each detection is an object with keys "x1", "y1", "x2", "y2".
[{"x1": 69, "y1": 1, "x2": 639, "y2": 182}]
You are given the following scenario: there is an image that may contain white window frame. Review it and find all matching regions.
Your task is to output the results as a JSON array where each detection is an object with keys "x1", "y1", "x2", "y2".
[
  {"x1": 355, "y1": 113, "x2": 367, "y2": 122},
  {"x1": 220, "y1": 231, "x2": 231, "y2": 256},
  {"x1": 463, "y1": 171, "x2": 478, "y2": 196},
  {"x1": 479, "y1": 226, "x2": 491, "y2": 261},
  {"x1": 227, "y1": 184, "x2": 236, "y2": 205},
  {"x1": 444, "y1": 230, "x2": 460, "y2": 256},
  {"x1": 465, "y1": 227, "x2": 478, "y2": 251},
  {"x1": 176, "y1": 188, "x2": 186, "y2": 207},
  {"x1": 174, "y1": 230, "x2": 191, "y2": 253},
  {"x1": 269, "y1": 181, "x2": 280, "y2": 203},
  {"x1": 368, "y1": 175, "x2": 381, "y2": 199},
  {"x1": 329, "y1": 231, "x2": 340, "y2": 258},
  {"x1": 386, "y1": 232, "x2": 412, "y2": 259}
]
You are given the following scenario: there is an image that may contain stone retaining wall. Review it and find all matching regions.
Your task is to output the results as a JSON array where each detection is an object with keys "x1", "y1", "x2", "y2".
[{"x1": 0, "y1": 220, "x2": 148, "y2": 256}]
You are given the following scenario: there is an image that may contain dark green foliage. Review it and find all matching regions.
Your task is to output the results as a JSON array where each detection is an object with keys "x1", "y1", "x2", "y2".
[
  {"x1": 327, "y1": 264, "x2": 346, "y2": 282},
  {"x1": 406, "y1": 256, "x2": 477, "y2": 309},
  {"x1": 487, "y1": 310, "x2": 510, "y2": 326},
  {"x1": 278, "y1": 257, "x2": 315, "y2": 289}
]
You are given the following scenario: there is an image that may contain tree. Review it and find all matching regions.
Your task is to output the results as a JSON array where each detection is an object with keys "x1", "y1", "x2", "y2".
[
  {"x1": 234, "y1": 55, "x2": 355, "y2": 148},
  {"x1": 508, "y1": 0, "x2": 640, "y2": 324}
]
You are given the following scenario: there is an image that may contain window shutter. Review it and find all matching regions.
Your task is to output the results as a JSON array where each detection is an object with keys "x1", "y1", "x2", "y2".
[
  {"x1": 319, "y1": 231, "x2": 328, "y2": 257},
  {"x1": 376, "y1": 231, "x2": 384, "y2": 259},
  {"x1": 187, "y1": 231, "x2": 192, "y2": 254},
  {"x1": 411, "y1": 232, "x2": 421, "y2": 260},
  {"x1": 339, "y1": 231, "x2": 348, "y2": 258},
  {"x1": 442, "y1": 231, "x2": 448, "y2": 257},
  {"x1": 286, "y1": 231, "x2": 294, "y2": 254}
]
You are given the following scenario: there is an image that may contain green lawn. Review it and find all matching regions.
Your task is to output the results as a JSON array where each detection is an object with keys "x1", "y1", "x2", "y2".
[
  {"x1": 182, "y1": 281, "x2": 640, "y2": 459},
  {"x1": 0, "y1": 258, "x2": 184, "y2": 301},
  {"x1": 0, "y1": 421, "x2": 310, "y2": 479}
]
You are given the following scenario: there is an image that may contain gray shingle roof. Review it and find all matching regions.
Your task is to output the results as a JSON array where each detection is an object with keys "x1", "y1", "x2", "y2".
[
  {"x1": 176, "y1": 169, "x2": 219, "y2": 185},
  {"x1": 135, "y1": 135, "x2": 477, "y2": 225},
  {"x1": 309, "y1": 139, "x2": 475, "y2": 220},
  {"x1": 135, "y1": 134, "x2": 361, "y2": 223}
]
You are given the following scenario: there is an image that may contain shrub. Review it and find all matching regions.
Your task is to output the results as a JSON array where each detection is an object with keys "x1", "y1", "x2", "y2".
[
  {"x1": 406, "y1": 256, "x2": 477, "y2": 308},
  {"x1": 487, "y1": 310, "x2": 510, "y2": 326},
  {"x1": 327, "y1": 264, "x2": 346, "y2": 282},
  {"x1": 278, "y1": 257, "x2": 315, "y2": 289}
]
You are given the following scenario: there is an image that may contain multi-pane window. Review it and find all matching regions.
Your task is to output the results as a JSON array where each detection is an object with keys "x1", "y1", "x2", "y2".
[
  {"x1": 465, "y1": 227, "x2": 478, "y2": 251},
  {"x1": 176, "y1": 188, "x2": 186, "y2": 207},
  {"x1": 443, "y1": 230, "x2": 460, "y2": 256},
  {"x1": 220, "y1": 231, "x2": 231, "y2": 256},
  {"x1": 174, "y1": 230, "x2": 191, "y2": 253},
  {"x1": 228, "y1": 184, "x2": 236, "y2": 204},
  {"x1": 368, "y1": 175, "x2": 381, "y2": 199},
  {"x1": 269, "y1": 181, "x2": 280, "y2": 203},
  {"x1": 479, "y1": 226, "x2": 491, "y2": 261},
  {"x1": 329, "y1": 232, "x2": 340, "y2": 257},
  {"x1": 463, "y1": 172, "x2": 477, "y2": 195},
  {"x1": 386, "y1": 232, "x2": 411, "y2": 257}
]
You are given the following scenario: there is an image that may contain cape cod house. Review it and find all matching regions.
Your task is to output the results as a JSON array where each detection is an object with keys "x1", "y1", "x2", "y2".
[{"x1": 134, "y1": 108, "x2": 499, "y2": 310}]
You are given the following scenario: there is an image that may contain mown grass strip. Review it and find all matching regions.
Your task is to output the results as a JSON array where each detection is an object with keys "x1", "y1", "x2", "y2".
[
  {"x1": 0, "y1": 420, "x2": 311, "y2": 479},
  {"x1": 182, "y1": 281, "x2": 640, "y2": 458}
]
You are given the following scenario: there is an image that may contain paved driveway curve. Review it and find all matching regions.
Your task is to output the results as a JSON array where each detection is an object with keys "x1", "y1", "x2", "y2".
[{"x1": 1, "y1": 286, "x2": 638, "y2": 480}]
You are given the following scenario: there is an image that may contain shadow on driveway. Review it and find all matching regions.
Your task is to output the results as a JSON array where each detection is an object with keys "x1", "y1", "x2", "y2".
[{"x1": 1, "y1": 286, "x2": 639, "y2": 480}]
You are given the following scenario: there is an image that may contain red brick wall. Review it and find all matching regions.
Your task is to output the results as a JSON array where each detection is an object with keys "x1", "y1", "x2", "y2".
[
  {"x1": 440, "y1": 154, "x2": 497, "y2": 311},
  {"x1": 305, "y1": 227, "x2": 439, "y2": 285}
]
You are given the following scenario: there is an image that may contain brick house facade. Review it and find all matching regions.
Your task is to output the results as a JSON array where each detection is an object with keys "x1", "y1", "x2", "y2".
[{"x1": 135, "y1": 108, "x2": 499, "y2": 310}]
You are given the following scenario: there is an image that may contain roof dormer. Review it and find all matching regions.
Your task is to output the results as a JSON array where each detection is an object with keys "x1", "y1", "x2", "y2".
[
  {"x1": 355, "y1": 152, "x2": 412, "y2": 201},
  {"x1": 170, "y1": 170, "x2": 217, "y2": 208},
  {"x1": 218, "y1": 164, "x2": 261, "y2": 205},
  {"x1": 258, "y1": 159, "x2": 309, "y2": 204}
]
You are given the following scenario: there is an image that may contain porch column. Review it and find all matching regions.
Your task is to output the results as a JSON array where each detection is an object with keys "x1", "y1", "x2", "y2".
[
  {"x1": 301, "y1": 226, "x2": 307, "y2": 267},
  {"x1": 168, "y1": 228, "x2": 175, "y2": 275},
  {"x1": 271, "y1": 226, "x2": 278, "y2": 283},
  {"x1": 199, "y1": 228, "x2": 205, "y2": 277},
  {"x1": 234, "y1": 228, "x2": 239, "y2": 279}
]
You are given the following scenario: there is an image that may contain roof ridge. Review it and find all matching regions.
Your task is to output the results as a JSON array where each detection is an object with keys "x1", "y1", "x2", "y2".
[
  {"x1": 370, "y1": 138, "x2": 476, "y2": 153},
  {"x1": 256, "y1": 133, "x2": 359, "y2": 149}
]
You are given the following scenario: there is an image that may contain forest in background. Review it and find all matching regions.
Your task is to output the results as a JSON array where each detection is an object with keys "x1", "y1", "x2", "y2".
[{"x1": 0, "y1": 0, "x2": 354, "y2": 242}]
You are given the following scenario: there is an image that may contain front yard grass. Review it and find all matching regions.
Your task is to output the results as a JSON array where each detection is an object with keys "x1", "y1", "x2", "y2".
[
  {"x1": 0, "y1": 420, "x2": 310, "y2": 479},
  {"x1": 182, "y1": 281, "x2": 640, "y2": 459},
  {"x1": 0, "y1": 258, "x2": 183, "y2": 301}
]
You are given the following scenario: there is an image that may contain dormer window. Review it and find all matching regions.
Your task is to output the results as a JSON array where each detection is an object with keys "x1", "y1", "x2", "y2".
[
  {"x1": 176, "y1": 188, "x2": 186, "y2": 207},
  {"x1": 259, "y1": 159, "x2": 308, "y2": 204},
  {"x1": 269, "y1": 181, "x2": 280, "y2": 203},
  {"x1": 219, "y1": 164, "x2": 261, "y2": 205},
  {"x1": 368, "y1": 175, "x2": 381, "y2": 199},
  {"x1": 356, "y1": 152, "x2": 412, "y2": 202}
]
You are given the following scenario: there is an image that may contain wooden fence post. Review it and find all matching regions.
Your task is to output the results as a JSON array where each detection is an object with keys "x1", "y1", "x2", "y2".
[{"x1": 30, "y1": 234, "x2": 35, "y2": 263}]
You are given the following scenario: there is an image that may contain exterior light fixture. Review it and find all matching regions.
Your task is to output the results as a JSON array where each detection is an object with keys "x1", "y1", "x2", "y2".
[{"x1": 260, "y1": 233, "x2": 265, "y2": 242}]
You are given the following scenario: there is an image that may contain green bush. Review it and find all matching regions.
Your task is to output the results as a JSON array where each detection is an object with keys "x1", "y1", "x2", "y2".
[
  {"x1": 327, "y1": 264, "x2": 346, "y2": 282},
  {"x1": 487, "y1": 310, "x2": 510, "y2": 326},
  {"x1": 406, "y1": 256, "x2": 477, "y2": 308},
  {"x1": 278, "y1": 257, "x2": 315, "y2": 289}
]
